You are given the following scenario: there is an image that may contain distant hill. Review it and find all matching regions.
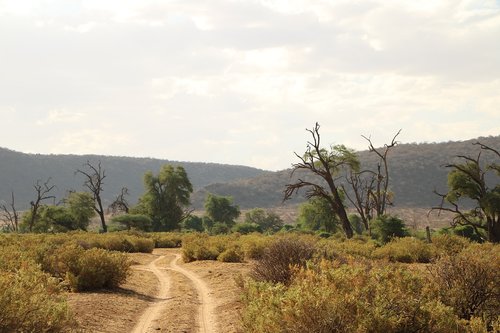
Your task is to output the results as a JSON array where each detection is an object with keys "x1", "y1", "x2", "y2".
[
  {"x1": 0, "y1": 148, "x2": 269, "y2": 209},
  {"x1": 191, "y1": 135, "x2": 500, "y2": 209},
  {"x1": 1, "y1": 135, "x2": 499, "y2": 212}
]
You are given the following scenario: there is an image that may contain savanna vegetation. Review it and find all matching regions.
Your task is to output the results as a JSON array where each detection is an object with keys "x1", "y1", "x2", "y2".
[{"x1": 0, "y1": 123, "x2": 499, "y2": 332}]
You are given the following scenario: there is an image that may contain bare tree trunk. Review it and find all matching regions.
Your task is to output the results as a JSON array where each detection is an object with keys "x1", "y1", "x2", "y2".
[{"x1": 76, "y1": 160, "x2": 107, "y2": 232}]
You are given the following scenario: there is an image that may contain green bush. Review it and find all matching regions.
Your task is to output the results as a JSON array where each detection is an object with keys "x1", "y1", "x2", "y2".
[
  {"x1": 373, "y1": 237, "x2": 434, "y2": 263},
  {"x1": 233, "y1": 222, "x2": 262, "y2": 235},
  {"x1": 0, "y1": 266, "x2": 76, "y2": 332},
  {"x1": 371, "y1": 215, "x2": 409, "y2": 243}
]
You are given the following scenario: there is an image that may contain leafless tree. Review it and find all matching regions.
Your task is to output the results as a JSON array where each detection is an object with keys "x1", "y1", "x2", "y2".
[
  {"x1": 284, "y1": 123, "x2": 357, "y2": 238},
  {"x1": 0, "y1": 191, "x2": 20, "y2": 232},
  {"x1": 343, "y1": 130, "x2": 401, "y2": 233},
  {"x1": 28, "y1": 178, "x2": 56, "y2": 232},
  {"x1": 76, "y1": 160, "x2": 108, "y2": 232},
  {"x1": 108, "y1": 187, "x2": 130, "y2": 215}
]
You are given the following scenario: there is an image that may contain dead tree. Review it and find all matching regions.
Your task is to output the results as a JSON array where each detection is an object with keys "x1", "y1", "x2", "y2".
[
  {"x1": 76, "y1": 160, "x2": 108, "y2": 232},
  {"x1": 28, "y1": 178, "x2": 56, "y2": 232},
  {"x1": 108, "y1": 187, "x2": 130, "y2": 215},
  {"x1": 0, "y1": 191, "x2": 20, "y2": 232},
  {"x1": 343, "y1": 130, "x2": 401, "y2": 233},
  {"x1": 284, "y1": 123, "x2": 357, "y2": 239}
]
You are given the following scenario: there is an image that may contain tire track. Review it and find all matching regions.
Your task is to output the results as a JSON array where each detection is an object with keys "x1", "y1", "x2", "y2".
[
  {"x1": 130, "y1": 251, "x2": 216, "y2": 333},
  {"x1": 131, "y1": 255, "x2": 170, "y2": 333},
  {"x1": 168, "y1": 253, "x2": 217, "y2": 333}
]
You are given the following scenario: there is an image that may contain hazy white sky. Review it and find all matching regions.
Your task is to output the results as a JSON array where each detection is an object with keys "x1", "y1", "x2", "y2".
[{"x1": 1, "y1": 0, "x2": 499, "y2": 171}]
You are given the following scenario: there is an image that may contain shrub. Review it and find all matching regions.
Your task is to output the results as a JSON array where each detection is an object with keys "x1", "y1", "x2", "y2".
[
  {"x1": 233, "y1": 222, "x2": 262, "y2": 235},
  {"x1": 182, "y1": 233, "x2": 228, "y2": 262},
  {"x1": 373, "y1": 237, "x2": 434, "y2": 263},
  {"x1": 66, "y1": 248, "x2": 130, "y2": 291},
  {"x1": 430, "y1": 243, "x2": 500, "y2": 326},
  {"x1": 251, "y1": 234, "x2": 316, "y2": 285},
  {"x1": 240, "y1": 234, "x2": 271, "y2": 260},
  {"x1": 217, "y1": 245, "x2": 245, "y2": 263},
  {"x1": 317, "y1": 237, "x2": 377, "y2": 259},
  {"x1": 151, "y1": 232, "x2": 183, "y2": 248},
  {"x1": 371, "y1": 215, "x2": 409, "y2": 243},
  {"x1": 0, "y1": 266, "x2": 76, "y2": 332},
  {"x1": 242, "y1": 261, "x2": 461, "y2": 333},
  {"x1": 431, "y1": 233, "x2": 471, "y2": 257}
]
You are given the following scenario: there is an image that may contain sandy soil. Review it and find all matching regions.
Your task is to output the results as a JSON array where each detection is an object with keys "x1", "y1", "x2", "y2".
[{"x1": 67, "y1": 249, "x2": 250, "y2": 333}]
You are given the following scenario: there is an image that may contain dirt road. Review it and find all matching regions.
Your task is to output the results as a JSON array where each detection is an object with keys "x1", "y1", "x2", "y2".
[{"x1": 131, "y1": 250, "x2": 217, "y2": 333}]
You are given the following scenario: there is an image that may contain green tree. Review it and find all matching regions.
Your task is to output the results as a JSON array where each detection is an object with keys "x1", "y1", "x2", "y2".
[
  {"x1": 296, "y1": 197, "x2": 338, "y2": 233},
  {"x1": 371, "y1": 215, "x2": 408, "y2": 243},
  {"x1": 181, "y1": 215, "x2": 204, "y2": 232},
  {"x1": 20, "y1": 192, "x2": 94, "y2": 232},
  {"x1": 284, "y1": 123, "x2": 358, "y2": 238},
  {"x1": 137, "y1": 165, "x2": 193, "y2": 231},
  {"x1": 244, "y1": 208, "x2": 283, "y2": 233},
  {"x1": 433, "y1": 142, "x2": 500, "y2": 243},
  {"x1": 110, "y1": 214, "x2": 152, "y2": 231},
  {"x1": 66, "y1": 192, "x2": 95, "y2": 230},
  {"x1": 204, "y1": 194, "x2": 240, "y2": 228}
]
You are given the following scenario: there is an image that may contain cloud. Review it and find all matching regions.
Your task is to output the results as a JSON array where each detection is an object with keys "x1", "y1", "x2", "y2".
[
  {"x1": 0, "y1": 0, "x2": 498, "y2": 170},
  {"x1": 36, "y1": 109, "x2": 84, "y2": 125}
]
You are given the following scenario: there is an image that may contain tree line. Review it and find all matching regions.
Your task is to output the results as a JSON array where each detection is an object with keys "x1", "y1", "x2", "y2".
[{"x1": 1, "y1": 122, "x2": 498, "y2": 243}]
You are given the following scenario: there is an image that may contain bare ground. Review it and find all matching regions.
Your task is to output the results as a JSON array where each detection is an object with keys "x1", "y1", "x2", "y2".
[{"x1": 67, "y1": 249, "x2": 250, "y2": 333}]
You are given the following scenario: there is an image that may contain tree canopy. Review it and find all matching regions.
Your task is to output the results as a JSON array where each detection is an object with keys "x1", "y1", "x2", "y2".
[
  {"x1": 284, "y1": 123, "x2": 358, "y2": 238},
  {"x1": 136, "y1": 165, "x2": 193, "y2": 231},
  {"x1": 433, "y1": 142, "x2": 500, "y2": 242},
  {"x1": 204, "y1": 193, "x2": 240, "y2": 228}
]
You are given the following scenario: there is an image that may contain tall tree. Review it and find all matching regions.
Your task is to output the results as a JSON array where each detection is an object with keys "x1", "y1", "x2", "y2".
[
  {"x1": 343, "y1": 130, "x2": 401, "y2": 232},
  {"x1": 76, "y1": 160, "x2": 107, "y2": 232},
  {"x1": 138, "y1": 165, "x2": 193, "y2": 231},
  {"x1": 204, "y1": 193, "x2": 240, "y2": 228},
  {"x1": 432, "y1": 142, "x2": 500, "y2": 242},
  {"x1": 284, "y1": 123, "x2": 358, "y2": 238},
  {"x1": 297, "y1": 197, "x2": 338, "y2": 233},
  {"x1": 27, "y1": 178, "x2": 56, "y2": 232}
]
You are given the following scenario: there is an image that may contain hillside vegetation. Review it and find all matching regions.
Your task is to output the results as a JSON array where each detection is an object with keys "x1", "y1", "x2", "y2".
[
  {"x1": 191, "y1": 135, "x2": 500, "y2": 209},
  {"x1": 1, "y1": 135, "x2": 499, "y2": 210},
  {"x1": 0, "y1": 148, "x2": 269, "y2": 209}
]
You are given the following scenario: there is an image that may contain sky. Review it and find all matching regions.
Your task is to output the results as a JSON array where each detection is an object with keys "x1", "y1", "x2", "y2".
[{"x1": 0, "y1": 0, "x2": 499, "y2": 171}]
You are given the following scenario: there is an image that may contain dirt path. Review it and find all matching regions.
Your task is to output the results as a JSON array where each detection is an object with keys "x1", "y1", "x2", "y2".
[
  {"x1": 168, "y1": 253, "x2": 217, "y2": 333},
  {"x1": 131, "y1": 255, "x2": 171, "y2": 333},
  {"x1": 131, "y1": 250, "x2": 216, "y2": 333}
]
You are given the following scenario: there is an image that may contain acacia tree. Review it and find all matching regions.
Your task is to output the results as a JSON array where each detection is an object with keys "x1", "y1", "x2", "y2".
[
  {"x1": 76, "y1": 160, "x2": 107, "y2": 232},
  {"x1": 27, "y1": 178, "x2": 56, "y2": 232},
  {"x1": 343, "y1": 130, "x2": 401, "y2": 232},
  {"x1": 284, "y1": 123, "x2": 358, "y2": 238},
  {"x1": 137, "y1": 165, "x2": 193, "y2": 231},
  {"x1": 0, "y1": 191, "x2": 19, "y2": 232},
  {"x1": 432, "y1": 142, "x2": 500, "y2": 243}
]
